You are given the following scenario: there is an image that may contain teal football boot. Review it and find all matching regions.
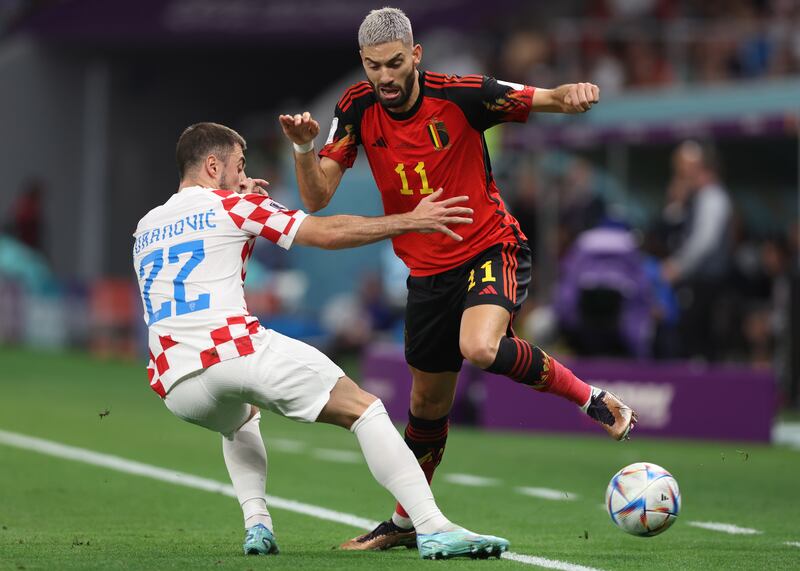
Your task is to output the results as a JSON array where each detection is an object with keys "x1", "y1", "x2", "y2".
[
  {"x1": 243, "y1": 523, "x2": 280, "y2": 555},
  {"x1": 416, "y1": 528, "x2": 509, "y2": 560}
]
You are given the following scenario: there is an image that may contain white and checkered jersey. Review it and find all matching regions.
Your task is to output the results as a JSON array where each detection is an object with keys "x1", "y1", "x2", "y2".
[{"x1": 132, "y1": 186, "x2": 307, "y2": 397}]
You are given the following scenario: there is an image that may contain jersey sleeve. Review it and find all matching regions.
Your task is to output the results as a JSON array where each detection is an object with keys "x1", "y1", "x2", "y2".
[
  {"x1": 318, "y1": 96, "x2": 362, "y2": 169},
  {"x1": 213, "y1": 190, "x2": 307, "y2": 250},
  {"x1": 452, "y1": 75, "x2": 535, "y2": 131}
]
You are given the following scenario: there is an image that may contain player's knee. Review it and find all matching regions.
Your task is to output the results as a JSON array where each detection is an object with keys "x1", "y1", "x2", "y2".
[
  {"x1": 318, "y1": 377, "x2": 377, "y2": 428},
  {"x1": 459, "y1": 336, "x2": 499, "y2": 369}
]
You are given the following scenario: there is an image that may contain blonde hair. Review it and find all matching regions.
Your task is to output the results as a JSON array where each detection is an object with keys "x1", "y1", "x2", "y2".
[{"x1": 358, "y1": 7, "x2": 413, "y2": 48}]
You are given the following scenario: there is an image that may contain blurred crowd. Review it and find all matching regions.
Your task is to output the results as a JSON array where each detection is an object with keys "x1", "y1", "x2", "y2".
[
  {"x1": 1, "y1": 0, "x2": 798, "y2": 380},
  {"x1": 493, "y1": 0, "x2": 800, "y2": 93},
  {"x1": 498, "y1": 141, "x2": 798, "y2": 382}
]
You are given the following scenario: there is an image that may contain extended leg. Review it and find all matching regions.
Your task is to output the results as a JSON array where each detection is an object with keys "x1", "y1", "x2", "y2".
[
  {"x1": 460, "y1": 304, "x2": 637, "y2": 440},
  {"x1": 316, "y1": 377, "x2": 454, "y2": 536},
  {"x1": 320, "y1": 377, "x2": 508, "y2": 558}
]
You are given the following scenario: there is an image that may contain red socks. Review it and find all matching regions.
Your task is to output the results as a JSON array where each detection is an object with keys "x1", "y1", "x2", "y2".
[{"x1": 486, "y1": 336, "x2": 591, "y2": 406}]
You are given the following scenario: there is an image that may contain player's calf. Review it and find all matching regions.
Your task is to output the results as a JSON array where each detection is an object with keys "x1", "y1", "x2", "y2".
[{"x1": 484, "y1": 336, "x2": 638, "y2": 440}]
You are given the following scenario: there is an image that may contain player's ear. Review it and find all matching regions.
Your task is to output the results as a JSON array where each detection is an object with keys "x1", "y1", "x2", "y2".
[
  {"x1": 412, "y1": 43, "x2": 422, "y2": 66},
  {"x1": 204, "y1": 154, "x2": 219, "y2": 179}
]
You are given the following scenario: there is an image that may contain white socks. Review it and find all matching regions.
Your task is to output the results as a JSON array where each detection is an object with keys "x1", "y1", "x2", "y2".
[
  {"x1": 350, "y1": 400, "x2": 455, "y2": 535},
  {"x1": 222, "y1": 401, "x2": 455, "y2": 536},
  {"x1": 222, "y1": 412, "x2": 273, "y2": 531},
  {"x1": 391, "y1": 511, "x2": 414, "y2": 530}
]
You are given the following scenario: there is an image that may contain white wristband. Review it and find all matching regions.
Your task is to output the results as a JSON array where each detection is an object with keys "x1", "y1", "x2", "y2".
[{"x1": 293, "y1": 141, "x2": 314, "y2": 154}]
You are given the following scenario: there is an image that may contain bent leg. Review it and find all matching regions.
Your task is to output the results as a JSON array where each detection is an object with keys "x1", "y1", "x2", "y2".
[
  {"x1": 315, "y1": 375, "x2": 376, "y2": 428},
  {"x1": 460, "y1": 304, "x2": 592, "y2": 406}
]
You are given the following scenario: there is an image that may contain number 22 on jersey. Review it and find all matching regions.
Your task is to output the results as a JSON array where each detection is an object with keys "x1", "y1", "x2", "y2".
[
  {"x1": 139, "y1": 239, "x2": 211, "y2": 325},
  {"x1": 395, "y1": 162, "x2": 435, "y2": 195}
]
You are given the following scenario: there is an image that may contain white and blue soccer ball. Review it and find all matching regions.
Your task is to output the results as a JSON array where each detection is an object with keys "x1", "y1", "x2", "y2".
[{"x1": 605, "y1": 462, "x2": 681, "y2": 537}]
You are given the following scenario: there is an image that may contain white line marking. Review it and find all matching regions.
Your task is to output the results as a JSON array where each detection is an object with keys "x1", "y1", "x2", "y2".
[
  {"x1": 0, "y1": 429, "x2": 377, "y2": 530},
  {"x1": 0, "y1": 429, "x2": 607, "y2": 570},
  {"x1": 516, "y1": 486, "x2": 578, "y2": 501},
  {"x1": 502, "y1": 552, "x2": 606, "y2": 571},
  {"x1": 687, "y1": 521, "x2": 762, "y2": 535},
  {"x1": 773, "y1": 422, "x2": 800, "y2": 451},
  {"x1": 311, "y1": 448, "x2": 362, "y2": 464},
  {"x1": 268, "y1": 438, "x2": 306, "y2": 453},
  {"x1": 443, "y1": 473, "x2": 501, "y2": 487},
  {"x1": 784, "y1": 541, "x2": 800, "y2": 548}
]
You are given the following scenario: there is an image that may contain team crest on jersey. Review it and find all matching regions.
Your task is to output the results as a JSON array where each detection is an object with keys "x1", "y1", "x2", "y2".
[{"x1": 427, "y1": 118, "x2": 450, "y2": 151}]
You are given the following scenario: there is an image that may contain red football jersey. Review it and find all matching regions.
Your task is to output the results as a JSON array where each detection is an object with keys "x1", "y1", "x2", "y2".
[{"x1": 319, "y1": 71, "x2": 534, "y2": 276}]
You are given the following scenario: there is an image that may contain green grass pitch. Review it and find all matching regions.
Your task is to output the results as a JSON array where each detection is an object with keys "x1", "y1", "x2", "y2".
[{"x1": 1, "y1": 346, "x2": 798, "y2": 570}]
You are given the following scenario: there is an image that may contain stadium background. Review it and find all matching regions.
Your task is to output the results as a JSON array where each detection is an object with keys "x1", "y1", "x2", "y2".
[{"x1": 1, "y1": 1, "x2": 799, "y2": 570}]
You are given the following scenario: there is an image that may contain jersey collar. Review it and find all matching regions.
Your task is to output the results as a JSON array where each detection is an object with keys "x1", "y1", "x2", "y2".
[{"x1": 384, "y1": 70, "x2": 425, "y2": 122}]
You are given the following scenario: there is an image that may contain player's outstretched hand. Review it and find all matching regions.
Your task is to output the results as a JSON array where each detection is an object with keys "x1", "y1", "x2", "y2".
[
  {"x1": 240, "y1": 177, "x2": 269, "y2": 196},
  {"x1": 410, "y1": 189, "x2": 473, "y2": 241},
  {"x1": 278, "y1": 112, "x2": 320, "y2": 145},
  {"x1": 559, "y1": 82, "x2": 600, "y2": 113}
]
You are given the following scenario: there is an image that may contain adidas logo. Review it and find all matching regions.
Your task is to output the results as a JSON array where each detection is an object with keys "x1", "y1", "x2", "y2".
[
  {"x1": 478, "y1": 285, "x2": 498, "y2": 296},
  {"x1": 371, "y1": 136, "x2": 388, "y2": 148}
]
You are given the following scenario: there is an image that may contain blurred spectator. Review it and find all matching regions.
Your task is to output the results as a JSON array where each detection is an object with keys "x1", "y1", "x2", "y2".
[
  {"x1": 588, "y1": 43, "x2": 627, "y2": 95},
  {"x1": 623, "y1": 37, "x2": 675, "y2": 88},
  {"x1": 755, "y1": 235, "x2": 792, "y2": 367},
  {"x1": 507, "y1": 162, "x2": 540, "y2": 258},
  {"x1": 557, "y1": 158, "x2": 606, "y2": 254},
  {"x1": 641, "y1": 230, "x2": 681, "y2": 358},
  {"x1": 321, "y1": 271, "x2": 401, "y2": 360},
  {"x1": 660, "y1": 140, "x2": 733, "y2": 360},
  {"x1": 494, "y1": 0, "x2": 800, "y2": 89},
  {"x1": 555, "y1": 220, "x2": 655, "y2": 358},
  {"x1": 497, "y1": 30, "x2": 556, "y2": 87},
  {"x1": 6, "y1": 179, "x2": 45, "y2": 254}
]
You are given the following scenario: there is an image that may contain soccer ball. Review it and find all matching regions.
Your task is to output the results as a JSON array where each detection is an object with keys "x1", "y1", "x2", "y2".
[{"x1": 605, "y1": 462, "x2": 681, "y2": 537}]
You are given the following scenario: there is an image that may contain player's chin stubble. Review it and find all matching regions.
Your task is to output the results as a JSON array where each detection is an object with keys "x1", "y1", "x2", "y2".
[
  {"x1": 218, "y1": 173, "x2": 235, "y2": 193},
  {"x1": 377, "y1": 67, "x2": 416, "y2": 109}
]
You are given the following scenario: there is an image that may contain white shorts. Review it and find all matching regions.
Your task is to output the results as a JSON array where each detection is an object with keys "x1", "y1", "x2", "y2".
[{"x1": 163, "y1": 329, "x2": 345, "y2": 436}]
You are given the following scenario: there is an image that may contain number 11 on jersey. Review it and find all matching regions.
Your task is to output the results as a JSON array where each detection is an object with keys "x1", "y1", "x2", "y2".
[{"x1": 395, "y1": 162, "x2": 434, "y2": 195}]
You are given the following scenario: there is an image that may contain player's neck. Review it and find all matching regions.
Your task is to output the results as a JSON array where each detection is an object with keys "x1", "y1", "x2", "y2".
[{"x1": 178, "y1": 177, "x2": 215, "y2": 192}]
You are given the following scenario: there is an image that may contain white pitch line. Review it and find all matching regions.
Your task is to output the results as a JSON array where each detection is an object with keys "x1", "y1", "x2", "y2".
[
  {"x1": 687, "y1": 521, "x2": 762, "y2": 535},
  {"x1": 268, "y1": 438, "x2": 306, "y2": 453},
  {"x1": 784, "y1": 541, "x2": 800, "y2": 548},
  {"x1": 502, "y1": 552, "x2": 606, "y2": 571},
  {"x1": 773, "y1": 422, "x2": 800, "y2": 451},
  {"x1": 0, "y1": 429, "x2": 607, "y2": 571},
  {"x1": 311, "y1": 448, "x2": 362, "y2": 464},
  {"x1": 516, "y1": 486, "x2": 578, "y2": 501},
  {"x1": 443, "y1": 473, "x2": 501, "y2": 487},
  {"x1": 0, "y1": 429, "x2": 377, "y2": 530}
]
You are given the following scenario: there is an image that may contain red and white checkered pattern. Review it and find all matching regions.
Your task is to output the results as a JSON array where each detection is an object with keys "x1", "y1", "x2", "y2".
[
  {"x1": 240, "y1": 238, "x2": 256, "y2": 282},
  {"x1": 134, "y1": 187, "x2": 305, "y2": 397},
  {"x1": 199, "y1": 315, "x2": 260, "y2": 368},
  {"x1": 213, "y1": 190, "x2": 306, "y2": 249},
  {"x1": 147, "y1": 334, "x2": 179, "y2": 398}
]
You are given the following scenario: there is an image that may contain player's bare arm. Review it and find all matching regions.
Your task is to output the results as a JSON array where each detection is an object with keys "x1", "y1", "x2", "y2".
[
  {"x1": 279, "y1": 112, "x2": 344, "y2": 212},
  {"x1": 293, "y1": 189, "x2": 472, "y2": 250},
  {"x1": 531, "y1": 82, "x2": 600, "y2": 113}
]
